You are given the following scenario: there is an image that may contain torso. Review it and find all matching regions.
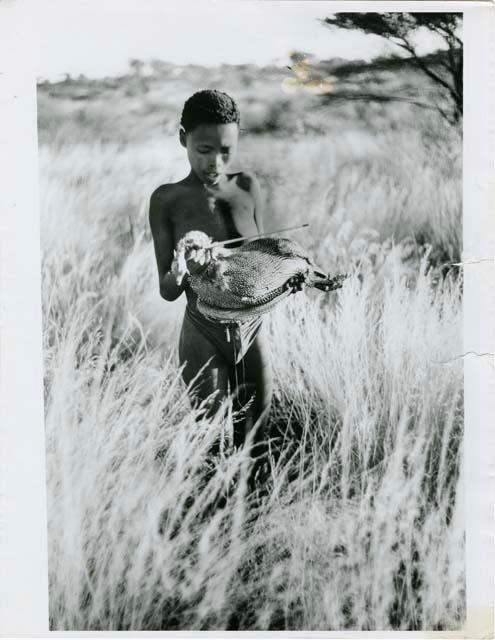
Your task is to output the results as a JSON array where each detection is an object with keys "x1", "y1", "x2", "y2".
[
  {"x1": 160, "y1": 172, "x2": 260, "y2": 312},
  {"x1": 168, "y1": 173, "x2": 259, "y2": 249}
]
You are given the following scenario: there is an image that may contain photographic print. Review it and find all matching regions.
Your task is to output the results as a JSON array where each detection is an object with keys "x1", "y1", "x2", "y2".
[{"x1": 33, "y1": 0, "x2": 467, "y2": 632}]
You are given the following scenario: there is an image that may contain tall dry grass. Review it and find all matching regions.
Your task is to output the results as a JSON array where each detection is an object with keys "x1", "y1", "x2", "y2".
[{"x1": 40, "y1": 103, "x2": 464, "y2": 630}]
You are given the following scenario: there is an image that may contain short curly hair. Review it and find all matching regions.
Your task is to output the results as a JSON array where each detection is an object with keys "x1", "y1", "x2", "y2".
[{"x1": 180, "y1": 89, "x2": 240, "y2": 133}]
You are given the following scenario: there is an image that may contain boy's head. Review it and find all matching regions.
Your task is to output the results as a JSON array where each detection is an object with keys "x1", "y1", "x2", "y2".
[{"x1": 179, "y1": 89, "x2": 240, "y2": 186}]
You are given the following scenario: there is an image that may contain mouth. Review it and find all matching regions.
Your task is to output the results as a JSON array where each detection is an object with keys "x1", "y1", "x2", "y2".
[{"x1": 203, "y1": 172, "x2": 220, "y2": 184}]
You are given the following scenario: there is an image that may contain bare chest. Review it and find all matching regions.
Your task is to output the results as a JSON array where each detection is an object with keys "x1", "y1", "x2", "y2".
[{"x1": 171, "y1": 186, "x2": 258, "y2": 246}]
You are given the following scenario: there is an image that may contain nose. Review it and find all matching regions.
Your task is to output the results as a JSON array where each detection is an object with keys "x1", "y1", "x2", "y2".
[{"x1": 208, "y1": 154, "x2": 224, "y2": 172}]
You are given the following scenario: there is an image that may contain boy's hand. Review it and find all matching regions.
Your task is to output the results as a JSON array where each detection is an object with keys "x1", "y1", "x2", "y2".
[
  {"x1": 285, "y1": 273, "x2": 306, "y2": 294},
  {"x1": 184, "y1": 246, "x2": 213, "y2": 276}
]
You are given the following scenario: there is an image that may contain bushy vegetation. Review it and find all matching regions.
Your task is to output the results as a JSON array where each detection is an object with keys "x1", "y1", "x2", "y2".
[{"x1": 39, "y1": 56, "x2": 464, "y2": 630}]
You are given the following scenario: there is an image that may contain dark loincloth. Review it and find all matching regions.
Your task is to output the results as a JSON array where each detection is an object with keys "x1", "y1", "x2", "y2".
[{"x1": 183, "y1": 302, "x2": 263, "y2": 365}]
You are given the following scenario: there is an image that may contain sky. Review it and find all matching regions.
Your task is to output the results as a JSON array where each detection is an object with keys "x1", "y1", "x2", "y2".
[{"x1": 31, "y1": 0, "x2": 446, "y2": 80}]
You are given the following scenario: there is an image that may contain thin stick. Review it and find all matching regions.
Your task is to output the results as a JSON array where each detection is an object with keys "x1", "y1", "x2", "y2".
[{"x1": 208, "y1": 223, "x2": 310, "y2": 249}]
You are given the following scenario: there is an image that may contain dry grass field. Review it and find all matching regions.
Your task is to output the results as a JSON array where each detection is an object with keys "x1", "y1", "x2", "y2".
[{"x1": 39, "y1": 58, "x2": 464, "y2": 630}]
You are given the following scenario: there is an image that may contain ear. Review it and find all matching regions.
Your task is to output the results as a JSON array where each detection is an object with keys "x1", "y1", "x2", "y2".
[{"x1": 179, "y1": 126, "x2": 187, "y2": 148}]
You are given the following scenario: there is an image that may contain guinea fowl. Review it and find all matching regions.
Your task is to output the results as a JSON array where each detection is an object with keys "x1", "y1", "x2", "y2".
[{"x1": 172, "y1": 230, "x2": 346, "y2": 323}]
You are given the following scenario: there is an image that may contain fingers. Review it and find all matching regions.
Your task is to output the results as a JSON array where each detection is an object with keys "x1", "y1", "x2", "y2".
[
  {"x1": 185, "y1": 247, "x2": 197, "y2": 262},
  {"x1": 285, "y1": 275, "x2": 306, "y2": 294},
  {"x1": 185, "y1": 248, "x2": 201, "y2": 264},
  {"x1": 185, "y1": 246, "x2": 214, "y2": 276},
  {"x1": 185, "y1": 247, "x2": 213, "y2": 265},
  {"x1": 291, "y1": 277, "x2": 304, "y2": 291},
  {"x1": 201, "y1": 248, "x2": 213, "y2": 265},
  {"x1": 284, "y1": 276, "x2": 297, "y2": 291}
]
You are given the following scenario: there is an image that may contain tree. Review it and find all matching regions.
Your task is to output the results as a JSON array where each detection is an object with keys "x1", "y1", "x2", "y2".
[
  {"x1": 322, "y1": 13, "x2": 463, "y2": 123},
  {"x1": 129, "y1": 58, "x2": 144, "y2": 77}
]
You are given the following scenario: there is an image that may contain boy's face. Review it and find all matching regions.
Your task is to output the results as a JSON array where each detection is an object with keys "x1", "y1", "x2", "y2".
[{"x1": 180, "y1": 123, "x2": 239, "y2": 186}]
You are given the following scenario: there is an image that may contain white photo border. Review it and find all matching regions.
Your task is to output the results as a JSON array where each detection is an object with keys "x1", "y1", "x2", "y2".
[{"x1": 0, "y1": 1, "x2": 493, "y2": 637}]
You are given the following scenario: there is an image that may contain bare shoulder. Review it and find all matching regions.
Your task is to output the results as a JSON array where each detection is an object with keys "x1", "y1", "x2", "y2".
[
  {"x1": 234, "y1": 171, "x2": 261, "y2": 195},
  {"x1": 149, "y1": 183, "x2": 181, "y2": 226},
  {"x1": 150, "y1": 183, "x2": 176, "y2": 209},
  {"x1": 233, "y1": 172, "x2": 264, "y2": 230}
]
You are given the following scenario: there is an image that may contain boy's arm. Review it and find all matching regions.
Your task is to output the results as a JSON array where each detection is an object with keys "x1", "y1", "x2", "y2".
[
  {"x1": 149, "y1": 187, "x2": 184, "y2": 301},
  {"x1": 250, "y1": 174, "x2": 264, "y2": 234}
]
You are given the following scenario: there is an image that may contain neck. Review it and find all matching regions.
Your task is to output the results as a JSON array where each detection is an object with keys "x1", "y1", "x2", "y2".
[
  {"x1": 186, "y1": 169, "x2": 227, "y2": 191},
  {"x1": 185, "y1": 169, "x2": 203, "y2": 187}
]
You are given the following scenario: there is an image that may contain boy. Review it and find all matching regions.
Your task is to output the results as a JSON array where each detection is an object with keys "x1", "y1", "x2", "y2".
[{"x1": 149, "y1": 90, "x2": 275, "y2": 451}]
